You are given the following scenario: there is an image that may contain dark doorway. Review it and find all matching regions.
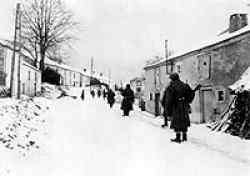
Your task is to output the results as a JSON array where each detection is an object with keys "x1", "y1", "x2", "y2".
[{"x1": 155, "y1": 93, "x2": 161, "y2": 116}]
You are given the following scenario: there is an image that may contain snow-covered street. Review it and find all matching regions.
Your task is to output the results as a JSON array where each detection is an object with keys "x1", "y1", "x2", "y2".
[{"x1": 1, "y1": 91, "x2": 250, "y2": 176}]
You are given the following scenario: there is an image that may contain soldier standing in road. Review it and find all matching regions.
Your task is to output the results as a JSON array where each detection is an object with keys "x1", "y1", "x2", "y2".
[
  {"x1": 107, "y1": 87, "x2": 116, "y2": 108},
  {"x1": 97, "y1": 89, "x2": 102, "y2": 98},
  {"x1": 90, "y1": 90, "x2": 95, "y2": 98},
  {"x1": 164, "y1": 73, "x2": 198, "y2": 143},
  {"x1": 120, "y1": 84, "x2": 135, "y2": 117},
  {"x1": 103, "y1": 89, "x2": 107, "y2": 100},
  {"x1": 81, "y1": 89, "x2": 85, "y2": 100}
]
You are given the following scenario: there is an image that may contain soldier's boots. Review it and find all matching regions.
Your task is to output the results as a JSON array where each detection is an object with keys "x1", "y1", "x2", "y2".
[
  {"x1": 161, "y1": 124, "x2": 168, "y2": 128},
  {"x1": 170, "y1": 133, "x2": 181, "y2": 143},
  {"x1": 182, "y1": 132, "x2": 187, "y2": 142}
]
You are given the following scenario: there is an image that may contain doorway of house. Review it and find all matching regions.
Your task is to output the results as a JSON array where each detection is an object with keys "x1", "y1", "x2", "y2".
[
  {"x1": 200, "y1": 89, "x2": 214, "y2": 123},
  {"x1": 155, "y1": 93, "x2": 161, "y2": 116}
]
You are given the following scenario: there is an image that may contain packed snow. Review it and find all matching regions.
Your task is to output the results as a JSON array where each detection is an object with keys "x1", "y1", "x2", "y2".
[
  {"x1": 0, "y1": 86, "x2": 249, "y2": 176},
  {"x1": 0, "y1": 96, "x2": 50, "y2": 156}
]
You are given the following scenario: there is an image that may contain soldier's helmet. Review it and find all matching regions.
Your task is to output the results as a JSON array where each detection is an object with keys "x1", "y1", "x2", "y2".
[
  {"x1": 169, "y1": 73, "x2": 180, "y2": 81},
  {"x1": 126, "y1": 84, "x2": 130, "y2": 89}
]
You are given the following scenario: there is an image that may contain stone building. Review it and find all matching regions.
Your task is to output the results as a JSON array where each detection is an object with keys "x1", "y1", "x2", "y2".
[
  {"x1": 144, "y1": 14, "x2": 250, "y2": 123},
  {"x1": 0, "y1": 43, "x2": 41, "y2": 97}
]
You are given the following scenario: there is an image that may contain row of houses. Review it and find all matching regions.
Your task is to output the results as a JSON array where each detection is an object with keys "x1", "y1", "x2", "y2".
[
  {"x1": 45, "y1": 59, "x2": 112, "y2": 88},
  {"x1": 0, "y1": 41, "x2": 110, "y2": 98},
  {"x1": 143, "y1": 13, "x2": 250, "y2": 124}
]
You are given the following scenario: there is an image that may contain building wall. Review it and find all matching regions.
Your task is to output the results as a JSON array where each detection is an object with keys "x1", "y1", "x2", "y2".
[
  {"x1": 0, "y1": 46, "x2": 41, "y2": 97},
  {"x1": 144, "y1": 64, "x2": 168, "y2": 115},
  {"x1": 0, "y1": 47, "x2": 19, "y2": 96},
  {"x1": 45, "y1": 63, "x2": 91, "y2": 88},
  {"x1": 144, "y1": 33, "x2": 250, "y2": 123},
  {"x1": 20, "y1": 62, "x2": 41, "y2": 96}
]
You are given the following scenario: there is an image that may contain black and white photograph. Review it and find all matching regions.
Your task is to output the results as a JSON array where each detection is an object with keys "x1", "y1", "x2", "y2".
[{"x1": 0, "y1": 0, "x2": 250, "y2": 175}]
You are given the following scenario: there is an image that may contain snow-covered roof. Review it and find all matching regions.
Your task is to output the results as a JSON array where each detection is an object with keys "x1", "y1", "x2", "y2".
[
  {"x1": 229, "y1": 67, "x2": 250, "y2": 90},
  {"x1": 145, "y1": 24, "x2": 250, "y2": 69},
  {"x1": 45, "y1": 58, "x2": 114, "y2": 84},
  {"x1": 45, "y1": 58, "x2": 91, "y2": 77}
]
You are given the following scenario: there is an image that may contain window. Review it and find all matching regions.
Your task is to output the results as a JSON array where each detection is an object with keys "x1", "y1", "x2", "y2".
[
  {"x1": 149, "y1": 93, "x2": 153, "y2": 101},
  {"x1": 176, "y1": 65, "x2": 181, "y2": 74},
  {"x1": 28, "y1": 71, "x2": 31, "y2": 80},
  {"x1": 217, "y1": 90, "x2": 226, "y2": 102},
  {"x1": 136, "y1": 87, "x2": 141, "y2": 93},
  {"x1": 166, "y1": 61, "x2": 174, "y2": 74},
  {"x1": 0, "y1": 48, "x2": 6, "y2": 86},
  {"x1": 22, "y1": 83, "x2": 25, "y2": 94},
  {"x1": 197, "y1": 54, "x2": 211, "y2": 80}
]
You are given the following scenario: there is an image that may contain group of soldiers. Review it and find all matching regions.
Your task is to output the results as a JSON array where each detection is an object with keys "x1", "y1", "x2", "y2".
[
  {"x1": 86, "y1": 72, "x2": 199, "y2": 144},
  {"x1": 89, "y1": 84, "x2": 136, "y2": 116},
  {"x1": 89, "y1": 87, "x2": 116, "y2": 108},
  {"x1": 89, "y1": 84, "x2": 135, "y2": 116}
]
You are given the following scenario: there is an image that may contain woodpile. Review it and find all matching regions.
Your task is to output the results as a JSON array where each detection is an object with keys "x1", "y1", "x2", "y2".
[{"x1": 208, "y1": 90, "x2": 250, "y2": 139}]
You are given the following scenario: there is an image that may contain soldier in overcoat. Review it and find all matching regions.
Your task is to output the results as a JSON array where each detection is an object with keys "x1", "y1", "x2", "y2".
[
  {"x1": 107, "y1": 88, "x2": 116, "y2": 108},
  {"x1": 164, "y1": 73, "x2": 192, "y2": 143},
  {"x1": 120, "y1": 84, "x2": 135, "y2": 116}
]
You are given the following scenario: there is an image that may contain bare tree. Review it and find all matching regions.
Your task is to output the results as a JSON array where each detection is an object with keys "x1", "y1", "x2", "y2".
[{"x1": 21, "y1": 0, "x2": 78, "y2": 71}]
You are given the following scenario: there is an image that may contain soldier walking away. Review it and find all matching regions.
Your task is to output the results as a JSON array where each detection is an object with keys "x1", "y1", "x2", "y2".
[
  {"x1": 120, "y1": 84, "x2": 135, "y2": 117},
  {"x1": 164, "y1": 73, "x2": 199, "y2": 143},
  {"x1": 103, "y1": 89, "x2": 107, "y2": 100},
  {"x1": 90, "y1": 90, "x2": 95, "y2": 98},
  {"x1": 97, "y1": 89, "x2": 102, "y2": 98},
  {"x1": 107, "y1": 88, "x2": 116, "y2": 108},
  {"x1": 81, "y1": 89, "x2": 85, "y2": 100}
]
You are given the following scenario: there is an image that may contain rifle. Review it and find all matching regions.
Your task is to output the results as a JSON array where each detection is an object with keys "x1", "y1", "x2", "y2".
[{"x1": 193, "y1": 84, "x2": 202, "y2": 92}]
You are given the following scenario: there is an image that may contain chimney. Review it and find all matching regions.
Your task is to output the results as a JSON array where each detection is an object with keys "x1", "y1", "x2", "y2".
[
  {"x1": 229, "y1": 14, "x2": 248, "y2": 33},
  {"x1": 165, "y1": 40, "x2": 168, "y2": 59}
]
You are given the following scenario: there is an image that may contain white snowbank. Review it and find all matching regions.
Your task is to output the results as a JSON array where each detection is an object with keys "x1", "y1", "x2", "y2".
[
  {"x1": 132, "y1": 106, "x2": 250, "y2": 164},
  {"x1": 41, "y1": 83, "x2": 63, "y2": 99},
  {"x1": 0, "y1": 96, "x2": 50, "y2": 157}
]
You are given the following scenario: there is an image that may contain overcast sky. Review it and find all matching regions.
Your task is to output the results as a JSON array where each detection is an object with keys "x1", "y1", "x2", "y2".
[{"x1": 1, "y1": 0, "x2": 250, "y2": 83}]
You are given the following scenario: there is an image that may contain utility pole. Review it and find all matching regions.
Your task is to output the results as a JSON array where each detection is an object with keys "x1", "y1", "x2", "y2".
[
  {"x1": 10, "y1": 3, "x2": 21, "y2": 98},
  {"x1": 165, "y1": 39, "x2": 168, "y2": 59},
  {"x1": 108, "y1": 69, "x2": 111, "y2": 87},
  {"x1": 17, "y1": 4, "x2": 22, "y2": 99},
  {"x1": 90, "y1": 56, "x2": 94, "y2": 90}
]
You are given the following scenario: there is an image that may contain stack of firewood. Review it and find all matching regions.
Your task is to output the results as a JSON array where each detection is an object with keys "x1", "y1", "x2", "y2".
[{"x1": 208, "y1": 90, "x2": 250, "y2": 139}]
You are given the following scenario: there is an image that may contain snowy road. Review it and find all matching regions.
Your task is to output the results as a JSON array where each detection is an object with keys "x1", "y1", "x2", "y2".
[{"x1": 3, "y1": 94, "x2": 250, "y2": 176}]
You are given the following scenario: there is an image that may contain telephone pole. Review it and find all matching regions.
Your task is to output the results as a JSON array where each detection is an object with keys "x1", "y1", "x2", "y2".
[
  {"x1": 17, "y1": 4, "x2": 22, "y2": 99},
  {"x1": 90, "y1": 56, "x2": 94, "y2": 90},
  {"x1": 108, "y1": 69, "x2": 111, "y2": 87},
  {"x1": 10, "y1": 3, "x2": 21, "y2": 98}
]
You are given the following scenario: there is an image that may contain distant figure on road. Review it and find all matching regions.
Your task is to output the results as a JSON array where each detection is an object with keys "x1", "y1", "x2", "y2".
[
  {"x1": 120, "y1": 84, "x2": 135, "y2": 117},
  {"x1": 81, "y1": 89, "x2": 85, "y2": 100},
  {"x1": 107, "y1": 88, "x2": 116, "y2": 108},
  {"x1": 90, "y1": 90, "x2": 95, "y2": 98},
  {"x1": 103, "y1": 89, "x2": 107, "y2": 100},
  {"x1": 97, "y1": 89, "x2": 102, "y2": 98}
]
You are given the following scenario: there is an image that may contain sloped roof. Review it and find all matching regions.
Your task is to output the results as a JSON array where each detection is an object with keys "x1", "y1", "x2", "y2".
[
  {"x1": 45, "y1": 58, "x2": 91, "y2": 77},
  {"x1": 45, "y1": 58, "x2": 113, "y2": 84},
  {"x1": 144, "y1": 24, "x2": 250, "y2": 69},
  {"x1": 229, "y1": 67, "x2": 250, "y2": 90}
]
